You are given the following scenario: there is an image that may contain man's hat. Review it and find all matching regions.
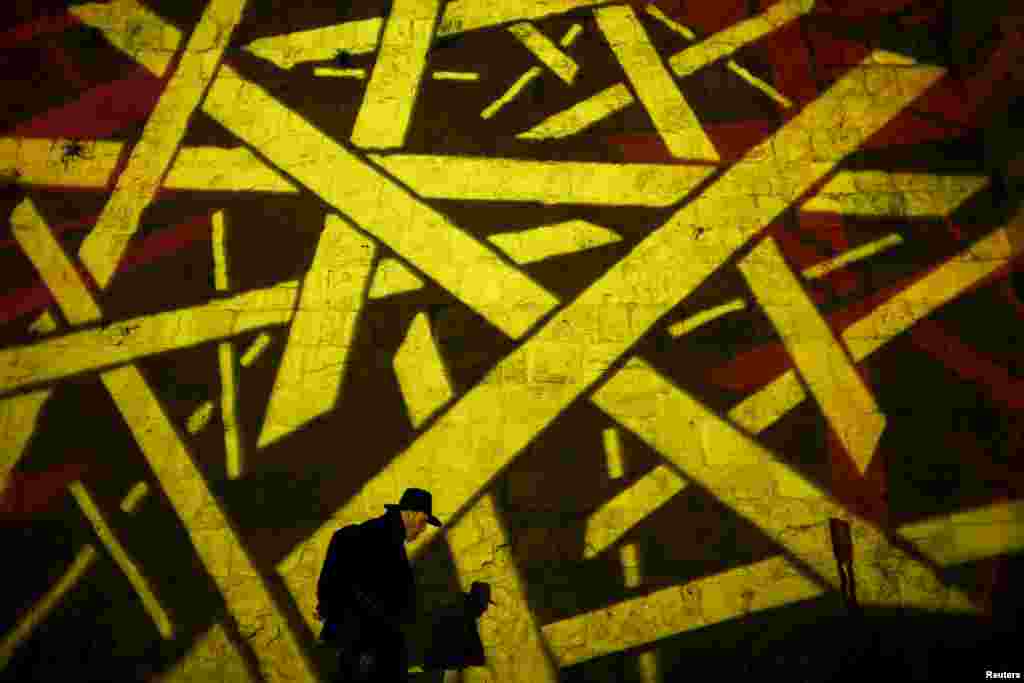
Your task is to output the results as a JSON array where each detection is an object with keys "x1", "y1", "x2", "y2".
[{"x1": 385, "y1": 488, "x2": 442, "y2": 527}]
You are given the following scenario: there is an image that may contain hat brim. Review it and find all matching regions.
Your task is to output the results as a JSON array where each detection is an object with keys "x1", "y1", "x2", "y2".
[{"x1": 386, "y1": 504, "x2": 442, "y2": 527}]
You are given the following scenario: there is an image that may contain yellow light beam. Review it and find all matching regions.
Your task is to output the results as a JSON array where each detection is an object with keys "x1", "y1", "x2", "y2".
[
  {"x1": 69, "y1": 481, "x2": 174, "y2": 639},
  {"x1": 802, "y1": 172, "x2": 990, "y2": 216},
  {"x1": 803, "y1": 233, "x2": 904, "y2": 280},
  {"x1": 257, "y1": 215, "x2": 375, "y2": 449},
  {"x1": 239, "y1": 332, "x2": 273, "y2": 368},
  {"x1": 432, "y1": 71, "x2": 480, "y2": 81},
  {"x1": 517, "y1": 84, "x2": 634, "y2": 139},
  {"x1": 6, "y1": 140, "x2": 714, "y2": 207},
  {"x1": 313, "y1": 67, "x2": 367, "y2": 78},
  {"x1": 482, "y1": 24, "x2": 582, "y2": 119},
  {"x1": 0, "y1": 138, "x2": 122, "y2": 188},
  {"x1": 279, "y1": 54, "x2": 942, "y2": 580},
  {"x1": 604, "y1": 427, "x2": 625, "y2": 480},
  {"x1": 595, "y1": 5, "x2": 719, "y2": 160},
  {"x1": 8, "y1": 200, "x2": 317, "y2": 682},
  {"x1": 583, "y1": 464, "x2": 686, "y2": 558},
  {"x1": 187, "y1": 400, "x2": 216, "y2": 435},
  {"x1": 0, "y1": 546, "x2": 98, "y2": 670},
  {"x1": 350, "y1": 0, "x2": 444, "y2": 149},
  {"x1": 620, "y1": 543, "x2": 642, "y2": 588},
  {"x1": 120, "y1": 481, "x2": 150, "y2": 514},
  {"x1": 203, "y1": 65, "x2": 559, "y2": 340},
  {"x1": 446, "y1": 494, "x2": 561, "y2": 682},
  {"x1": 70, "y1": 0, "x2": 182, "y2": 75},
  {"x1": 739, "y1": 237, "x2": 886, "y2": 474},
  {"x1": 668, "y1": 299, "x2": 746, "y2": 337},
  {"x1": 77, "y1": 0, "x2": 247, "y2": 290},
  {"x1": 488, "y1": 220, "x2": 622, "y2": 263},
  {"x1": 667, "y1": 0, "x2": 815, "y2": 78},
  {"x1": 0, "y1": 282, "x2": 299, "y2": 396},
  {"x1": 508, "y1": 23, "x2": 579, "y2": 84},
  {"x1": 898, "y1": 501, "x2": 1024, "y2": 567},
  {"x1": 29, "y1": 311, "x2": 58, "y2": 336},
  {"x1": 212, "y1": 210, "x2": 244, "y2": 478},
  {"x1": 0, "y1": 390, "x2": 51, "y2": 480},
  {"x1": 393, "y1": 312, "x2": 455, "y2": 428}
]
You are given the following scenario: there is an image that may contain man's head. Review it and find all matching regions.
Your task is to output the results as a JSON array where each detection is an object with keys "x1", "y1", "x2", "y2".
[{"x1": 400, "y1": 510, "x2": 429, "y2": 542}]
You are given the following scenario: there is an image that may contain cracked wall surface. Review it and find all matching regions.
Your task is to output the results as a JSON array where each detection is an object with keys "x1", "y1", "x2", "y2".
[{"x1": 1, "y1": 0, "x2": 1023, "y2": 681}]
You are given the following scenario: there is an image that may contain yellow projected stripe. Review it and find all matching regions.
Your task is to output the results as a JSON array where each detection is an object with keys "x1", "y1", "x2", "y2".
[
  {"x1": 545, "y1": 556, "x2": 819, "y2": 667},
  {"x1": 508, "y1": 23, "x2": 578, "y2": 84},
  {"x1": 257, "y1": 216, "x2": 375, "y2": 449},
  {"x1": 596, "y1": 5, "x2": 718, "y2": 160},
  {"x1": 120, "y1": 481, "x2": 150, "y2": 514},
  {"x1": 78, "y1": 0, "x2": 247, "y2": 290},
  {"x1": 802, "y1": 172, "x2": 990, "y2": 216},
  {"x1": 0, "y1": 545, "x2": 98, "y2": 669},
  {"x1": 0, "y1": 282, "x2": 299, "y2": 396},
  {"x1": 583, "y1": 464, "x2": 686, "y2": 558},
  {"x1": 518, "y1": 83, "x2": 634, "y2": 139},
  {"x1": 71, "y1": 0, "x2": 182, "y2": 74},
  {"x1": 219, "y1": 342, "x2": 243, "y2": 479},
  {"x1": 240, "y1": 332, "x2": 273, "y2": 367},
  {"x1": 739, "y1": 237, "x2": 885, "y2": 474},
  {"x1": 668, "y1": 299, "x2": 746, "y2": 337},
  {"x1": 432, "y1": 71, "x2": 480, "y2": 81},
  {"x1": 313, "y1": 67, "x2": 366, "y2": 78},
  {"x1": 488, "y1": 220, "x2": 622, "y2": 263},
  {"x1": 0, "y1": 390, "x2": 50, "y2": 478},
  {"x1": 899, "y1": 501, "x2": 1024, "y2": 567},
  {"x1": 0, "y1": 138, "x2": 122, "y2": 187},
  {"x1": 69, "y1": 481, "x2": 174, "y2": 638},
  {"x1": 803, "y1": 233, "x2": 904, "y2": 279},
  {"x1": 187, "y1": 401, "x2": 216, "y2": 435},
  {"x1": 243, "y1": 18, "x2": 383, "y2": 69},
  {"x1": 394, "y1": 312, "x2": 454, "y2": 428},
  {"x1": 29, "y1": 311, "x2": 58, "y2": 335},
  {"x1": 350, "y1": 0, "x2": 444, "y2": 149},
  {"x1": 604, "y1": 427, "x2": 625, "y2": 479}
]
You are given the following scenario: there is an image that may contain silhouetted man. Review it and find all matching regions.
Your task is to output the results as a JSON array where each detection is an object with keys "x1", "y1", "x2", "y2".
[{"x1": 317, "y1": 488, "x2": 442, "y2": 682}]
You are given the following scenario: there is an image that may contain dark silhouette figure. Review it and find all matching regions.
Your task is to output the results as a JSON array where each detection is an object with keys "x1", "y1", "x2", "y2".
[
  {"x1": 829, "y1": 518, "x2": 859, "y2": 615},
  {"x1": 421, "y1": 581, "x2": 496, "y2": 675},
  {"x1": 317, "y1": 488, "x2": 442, "y2": 682}
]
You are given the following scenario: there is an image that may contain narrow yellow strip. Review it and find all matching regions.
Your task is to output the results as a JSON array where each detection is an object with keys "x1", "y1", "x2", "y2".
[
  {"x1": 802, "y1": 172, "x2": 990, "y2": 217},
  {"x1": 560, "y1": 23, "x2": 583, "y2": 47},
  {"x1": 668, "y1": 299, "x2": 746, "y2": 337},
  {"x1": 0, "y1": 138, "x2": 122, "y2": 188},
  {"x1": 219, "y1": 343, "x2": 244, "y2": 479},
  {"x1": 432, "y1": 70, "x2": 480, "y2": 81},
  {"x1": 313, "y1": 67, "x2": 367, "y2": 78},
  {"x1": 204, "y1": 65, "x2": 559, "y2": 340},
  {"x1": 393, "y1": 312, "x2": 455, "y2": 428},
  {"x1": 0, "y1": 282, "x2": 299, "y2": 396},
  {"x1": 0, "y1": 390, "x2": 51, "y2": 479},
  {"x1": 488, "y1": 220, "x2": 622, "y2": 263},
  {"x1": 620, "y1": 543, "x2": 642, "y2": 588},
  {"x1": 803, "y1": 233, "x2": 904, "y2": 280},
  {"x1": 518, "y1": 83, "x2": 634, "y2": 138},
  {"x1": 544, "y1": 556, "x2": 820, "y2": 667},
  {"x1": 167, "y1": 146, "x2": 296, "y2": 193},
  {"x1": 508, "y1": 23, "x2": 578, "y2": 84},
  {"x1": 257, "y1": 215, "x2": 375, "y2": 449},
  {"x1": 29, "y1": 311, "x2": 58, "y2": 336},
  {"x1": 70, "y1": 0, "x2": 183, "y2": 75},
  {"x1": 187, "y1": 400, "x2": 216, "y2": 434},
  {"x1": 0, "y1": 545, "x2": 98, "y2": 669},
  {"x1": 727, "y1": 61, "x2": 793, "y2": 108},
  {"x1": 644, "y1": 4, "x2": 696, "y2": 40},
  {"x1": 446, "y1": 494, "x2": 561, "y2": 683},
  {"x1": 277, "y1": 55, "x2": 943, "y2": 579},
  {"x1": 212, "y1": 211, "x2": 229, "y2": 292},
  {"x1": 120, "y1": 481, "x2": 150, "y2": 514},
  {"x1": 11, "y1": 199, "x2": 102, "y2": 324},
  {"x1": 239, "y1": 332, "x2": 273, "y2": 368},
  {"x1": 596, "y1": 5, "x2": 718, "y2": 160},
  {"x1": 372, "y1": 155, "x2": 713, "y2": 207},
  {"x1": 243, "y1": 18, "x2": 384, "y2": 69},
  {"x1": 667, "y1": 0, "x2": 814, "y2": 78},
  {"x1": 740, "y1": 237, "x2": 886, "y2": 473},
  {"x1": 603, "y1": 427, "x2": 624, "y2": 479},
  {"x1": 899, "y1": 501, "x2": 1024, "y2": 567},
  {"x1": 350, "y1": 0, "x2": 445, "y2": 149},
  {"x1": 69, "y1": 481, "x2": 174, "y2": 639},
  {"x1": 483, "y1": 66, "x2": 543, "y2": 119},
  {"x1": 78, "y1": 0, "x2": 248, "y2": 289},
  {"x1": 584, "y1": 464, "x2": 686, "y2": 558}
]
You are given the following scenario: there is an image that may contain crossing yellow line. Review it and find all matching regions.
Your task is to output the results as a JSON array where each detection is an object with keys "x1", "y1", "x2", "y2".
[{"x1": 802, "y1": 233, "x2": 904, "y2": 280}]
